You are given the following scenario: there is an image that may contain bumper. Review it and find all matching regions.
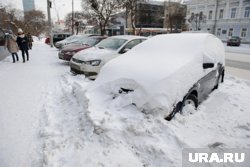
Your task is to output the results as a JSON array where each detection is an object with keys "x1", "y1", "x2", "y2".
[
  {"x1": 227, "y1": 42, "x2": 240, "y2": 46},
  {"x1": 70, "y1": 61, "x2": 99, "y2": 79},
  {"x1": 58, "y1": 53, "x2": 73, "y2": 61}
]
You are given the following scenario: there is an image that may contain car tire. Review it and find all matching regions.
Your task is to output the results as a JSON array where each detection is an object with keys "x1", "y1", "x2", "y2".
[
  {"x1": 183, "y1": 94, "x2": 198, "y2": 109},
  {"x1": 165, "y1": 94, "x2": 198, "y2": 121}
]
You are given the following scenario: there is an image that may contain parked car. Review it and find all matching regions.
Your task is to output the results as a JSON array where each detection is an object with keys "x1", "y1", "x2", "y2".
[
  {"x1": 58, "y1": 36, "x2": 106, "y2": 61},
  {"x1": 70, "y1": 35, "x2": 147, "y2": 79},
  {"x1": 227, "y1": 36, "x2": 241, "y2": 46},
  {"x1": 94, "y1": 33, "x2": 225, "y2": 120},
  {"x1": 53, "y1": 33, "x2": 71, "y2": 44},
  {"x1": 54, "y1": 34, "x2": 95, "y2": 49}
]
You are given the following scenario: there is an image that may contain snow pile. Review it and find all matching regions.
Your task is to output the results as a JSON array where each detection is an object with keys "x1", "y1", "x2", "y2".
[
  {"x1": 2, "y1": 40, "x2": 250, "y2": 167},
  {"x1": 41, "y1": 73, "x2": 250, "y2": 167},
  {"x1": 95, "y1": 33, "x2": 225, "y2": 116}
]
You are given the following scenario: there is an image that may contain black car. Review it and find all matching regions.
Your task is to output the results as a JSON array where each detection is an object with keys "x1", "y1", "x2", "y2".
[
  {"x1": 53, "y1": 33, "x2": 72, "y2": 45},
  {"x1": 227, "y1": 36, "x2": 241, "y2": 46}
]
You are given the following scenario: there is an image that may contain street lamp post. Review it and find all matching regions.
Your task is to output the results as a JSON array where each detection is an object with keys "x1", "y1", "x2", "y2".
[{"x1": 72, "y1": 0, "x2": 74, "y2": 34}]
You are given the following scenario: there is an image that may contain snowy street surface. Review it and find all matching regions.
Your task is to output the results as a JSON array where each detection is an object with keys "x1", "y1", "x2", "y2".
[{"x1": 1, "y1": 40, "x2": 250, "y2": 167}]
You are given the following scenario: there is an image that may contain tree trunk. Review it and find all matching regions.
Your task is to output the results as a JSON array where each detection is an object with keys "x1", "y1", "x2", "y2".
[{"x1": 100, "y1": 23, "x2": 106, "y2": 36}]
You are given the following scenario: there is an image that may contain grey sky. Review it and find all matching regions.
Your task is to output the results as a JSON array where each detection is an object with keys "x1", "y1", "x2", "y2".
[
  {"x1": 0, "y1": 0, "x2": 82, "y2": 21},
  {"x1": 0, "y1": 0, "x2": 173, "y2": 22}
]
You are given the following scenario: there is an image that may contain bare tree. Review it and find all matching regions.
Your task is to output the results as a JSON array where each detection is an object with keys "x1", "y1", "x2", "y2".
[
  {"x1": 0, "y1": 5, "x2": 47, "y2": 36},
  {"x1": 20, "y1": 10, "x2": 47, "y2": 36},
  {"x1": 164, "y1": 0, "x2": 186, "y2": 33},
  {"x1": 81, "y1": 0, "x2": 123, "y2": 35},
  {"x1": 65, "y1": 11, "x2": 96, "y2": 32},
  {"x1": 188, "y1": 11, "x2": 206, "y2": 31},
  {"x1": 123, "y1": 0, "x2": 138, "y2": 35},
  {"x1": 0, "y1": 5, "x2": 23, "y2": 33}
]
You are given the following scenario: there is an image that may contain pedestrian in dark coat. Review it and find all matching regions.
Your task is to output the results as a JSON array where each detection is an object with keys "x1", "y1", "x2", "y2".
[
  {"x1": 27, "y1": 32, "x2": 33, "y2": 50},
  {"x1": 5, "y1": 31, "x2": 19, "y2": 63},
  {"x1": 16, "y1": 29, "x2": 29, "y2": 63}
]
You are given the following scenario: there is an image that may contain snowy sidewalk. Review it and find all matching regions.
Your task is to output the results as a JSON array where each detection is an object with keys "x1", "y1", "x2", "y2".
[{"x1": 0, "y1": 41, "x2": 68, "y2": 167}]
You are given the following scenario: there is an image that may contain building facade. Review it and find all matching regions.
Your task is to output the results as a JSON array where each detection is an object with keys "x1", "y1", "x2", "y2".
[
  {"x1": 186, "y1": 0, "x2": 250, "y2": 43},
  {"x1": 135, "y1": 1, "x2": 164, "y2": 28},
  {"x1": 22, "y1": 0, "x2": 35, "y2": 12}
]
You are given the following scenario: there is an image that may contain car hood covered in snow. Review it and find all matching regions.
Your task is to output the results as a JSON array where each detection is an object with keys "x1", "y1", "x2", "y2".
[
  {"x1": 61, "y1": 44, "x2": 90, "y2": 52},
  {"x1": 91, "y1": 33, "x2": 225, "y2": 116},
  {"x1": 73, "y1": 46, "x2": 117, "y2": 61}
]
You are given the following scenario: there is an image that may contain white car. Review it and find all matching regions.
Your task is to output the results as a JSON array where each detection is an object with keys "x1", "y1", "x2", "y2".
[
  {"x1": 93, "y1": 33, "x2": 225, "y2": 120},
  {"x1": 70, "y1": 35, "x2": 147, "y2": 79}
]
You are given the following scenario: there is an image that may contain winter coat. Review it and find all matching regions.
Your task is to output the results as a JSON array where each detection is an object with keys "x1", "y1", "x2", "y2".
[
  {"x1": 5, "y1": 34, "x2": 19, "y2": 53},
  {"x1": 27, "y1": 34, "x2": 33, "y2": 44},
  {"x1": 16, "y1": 35, "x2": 29, "y2": 51}
]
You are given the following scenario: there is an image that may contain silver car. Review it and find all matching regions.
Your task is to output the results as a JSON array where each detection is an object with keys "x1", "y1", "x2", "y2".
[{"x1": 70, "y1": 35, "x2": 147, "y2": 79}]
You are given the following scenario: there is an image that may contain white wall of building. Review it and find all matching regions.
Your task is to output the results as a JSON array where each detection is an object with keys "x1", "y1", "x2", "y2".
[{"x1": 186, "y1": 0, "x2": 250, "y2": 43}]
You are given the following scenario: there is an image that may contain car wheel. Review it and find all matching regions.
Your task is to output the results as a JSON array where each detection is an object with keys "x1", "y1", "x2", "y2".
[
  {"x1": 165, "y1": 94, "x2": 198, "y2": 121},
  {"x1": 183, "y1": 94, "x2": 198, "y2": 109}
]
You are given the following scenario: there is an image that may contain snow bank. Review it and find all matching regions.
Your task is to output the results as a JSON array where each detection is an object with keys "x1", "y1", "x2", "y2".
[
  {"x1": 94, "y1": 33, "x2": 225, "y2": 116},
  {"x1": 80, "y1": 75, "x2": 250, "y2": 167}
]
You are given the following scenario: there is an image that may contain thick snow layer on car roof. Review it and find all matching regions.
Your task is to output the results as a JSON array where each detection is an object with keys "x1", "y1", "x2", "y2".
[{"x1": 94, "y1": 33, "x2": 225, "y2": 116}]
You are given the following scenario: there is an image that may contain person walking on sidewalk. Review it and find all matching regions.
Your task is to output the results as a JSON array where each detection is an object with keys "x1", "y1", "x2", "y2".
[
  {"x1": 16, "y1": 29, "x2": 29, "y2": 63},
  {"x1": 5, "y1": 30, "x2": 19, "y2": 63},
  {"x1": 27, "y1": 32, "x2": 33, "y2": 50}
]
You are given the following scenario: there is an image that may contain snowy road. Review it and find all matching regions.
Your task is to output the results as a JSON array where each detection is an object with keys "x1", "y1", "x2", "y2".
[
  {"x1": 225, "y1": 51, "x2": 250, "y2": 80},
  {"x1": 0, "y1": 41, "x2": 250, "y2": 167}
]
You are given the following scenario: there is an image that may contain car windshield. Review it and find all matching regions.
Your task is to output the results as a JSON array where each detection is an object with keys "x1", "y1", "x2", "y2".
[
  {"x1": 76, "y1": 37, "x2": 101, "y2": 46},
  {"x1": 65, "y1": 35, "x2": 84, "y2": 43},
  {"x1": 97, "y1": 38, "x2": 127, "y2": 50},
  {"x1": 231, "y1": 36, "x2": 240, "y2": 40}
]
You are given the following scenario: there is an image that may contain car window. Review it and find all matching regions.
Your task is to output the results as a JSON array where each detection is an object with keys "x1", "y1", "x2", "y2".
[
  {"x1": 97, "y1": 38, "x2": 127, "y2": 50},
  {"x1": 124, "y1": 39, "x2": 143, "y2": 50},
  {"x1": 84, "y1": 38, "x2": 101, "y2": 46}
]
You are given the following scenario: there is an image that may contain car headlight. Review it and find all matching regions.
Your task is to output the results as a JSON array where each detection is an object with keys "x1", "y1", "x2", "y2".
[{"x1": 84, "y1": 60, "x2": 101, "y2": 66}]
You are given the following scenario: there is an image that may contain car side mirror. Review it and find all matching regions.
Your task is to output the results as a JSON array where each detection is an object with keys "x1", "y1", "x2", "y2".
[
  {"x1": 120, "y1": 48, "x2": 130, "y2": 54},
  {"x1": 203, "y1": 63, "x2": 214, "y2": 69}
]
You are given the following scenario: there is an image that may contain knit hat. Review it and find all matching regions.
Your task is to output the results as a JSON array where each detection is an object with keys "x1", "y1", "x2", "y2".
[{"x1": 18, "y1": 28, "x2": 23, "y2": 33}]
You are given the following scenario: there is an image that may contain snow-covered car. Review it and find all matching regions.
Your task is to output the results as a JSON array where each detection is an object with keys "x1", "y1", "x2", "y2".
[
  {"x1": 70, "y1": 35, "x2": 147, "y2": 79},
  {"x1": 94, "y1": 33, "x2": 225, "y2": 120},
  {"x1": 58, "y1": 36, "x2": 106, "y2": 61},
  {"x1": 54, "y1": 34, "x2": 95, "y2": 49}
]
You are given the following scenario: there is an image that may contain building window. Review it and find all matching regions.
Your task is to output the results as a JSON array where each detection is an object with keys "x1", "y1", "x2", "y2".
[
  {"x1": 241, "y1": 28, "x2": 247, "y2": 38},
  {"x1": 219, "y1": 9, "x2": 224, "y2": 19},
  {"x1": 208, "y1": 10, "x2": 213, "y2": 19},
  {"x1": 217, "y1": 28, "x2": 221, "y2": 36},
  {"x1": 244, "y1": 7, "x2": 250, "y2": 18},
  {"x1": 231, "y1": 8, "x2": 237, "y2": 18},
  {"x1": 228, "y1": 28, "x2": 233, "y2": 37},
  {"x1": 222, "y1": 30, "x2": 227, "y2": 34}
]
